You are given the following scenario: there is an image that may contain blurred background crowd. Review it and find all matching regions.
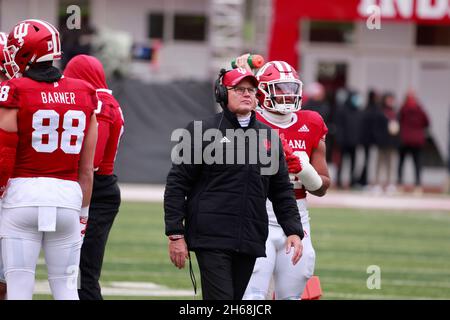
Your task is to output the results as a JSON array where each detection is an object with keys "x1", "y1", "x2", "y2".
[
  {"x1": 1, "y1": 0, "x2": 449, "y2": 194},
  {"x1": 303, "y1": 84, "x2": 431, "y2": 195}
]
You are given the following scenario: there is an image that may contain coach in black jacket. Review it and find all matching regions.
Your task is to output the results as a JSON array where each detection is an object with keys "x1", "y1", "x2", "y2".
[{"x1": 164, "y1": 68, "x2": 304, "y2": 300}]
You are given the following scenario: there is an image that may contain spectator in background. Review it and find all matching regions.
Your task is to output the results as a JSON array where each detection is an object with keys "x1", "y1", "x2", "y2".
[
  {"x1": 397, "y1": 90, "x2": 430, "y2": 193},
  {"x1": 374, "y1": 93, "x2": 400, "y2": 194},
  {"x1": 303, "y1": 82, "x2": 330, "y2": 124},
  {"x1": 326, "y1": 88, "x2": 348, "y2": 166},
  {"x1": 303, "y1": 83, "x2": 333, "y2": 164},
  {"x1": 335, "y1": 90, "x2": 363, "y2": 188},
  {"x1": 60, "y1": 23, "x2": 96, "y2": 70},
  {"x1": 358, "y1": 89, "x2": 381, "y2": 188}
]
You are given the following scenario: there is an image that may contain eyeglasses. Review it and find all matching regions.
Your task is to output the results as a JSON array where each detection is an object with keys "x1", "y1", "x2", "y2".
[{"x1": 228, "y1": 86, "x2": 257, "y2": 95}]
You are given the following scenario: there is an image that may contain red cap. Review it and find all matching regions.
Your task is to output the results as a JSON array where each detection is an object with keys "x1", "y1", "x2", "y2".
[{"x1": 222, "y1": 68, "x2": 258, "y2": 87}]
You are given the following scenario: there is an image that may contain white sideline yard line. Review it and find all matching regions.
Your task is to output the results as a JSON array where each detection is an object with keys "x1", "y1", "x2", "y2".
[
  {"x1": 323, "y1": 291, "x2": 446, "y2": 300},
  {"x1": 118, "y1": 183, "x2": 450, "y2": 211},
  {"x1": 119, "y1": 184, "x2": 165, "y2": 202},
  {"x1": 320, "y1": 277, "x2": 450, "y2": 289},
  {"x1": 32, "y1": 281, "x2": 446, "y2": 300},
  {"x1": 307, "y1": 191, "x2": 450, "y2": 211},
  {"x1": 34, "y1": 280, "x2": 197, "y2": 297}
]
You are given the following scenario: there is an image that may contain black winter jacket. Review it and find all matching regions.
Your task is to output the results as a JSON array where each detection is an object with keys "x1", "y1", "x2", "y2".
[{"x1": 164, "y1": 109, "x2": 303, "y2": 257}]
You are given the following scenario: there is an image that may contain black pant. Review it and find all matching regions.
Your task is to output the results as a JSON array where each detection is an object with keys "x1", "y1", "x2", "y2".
[
  {"x1": 358, "y1": 144, "x2": 371, "y2": 186},
  {"x1": 195, "y1": 249, "x2": 256, "y2": 300},
  {"x1": 398, "y1": 146, "x2": 422, "y2": 186},
  {"x1": 78, "y1": 174, "x2": 121, "y2": 300},
  {"x1": 337, "y1": 145, "x2": 357, "y2": 188}
]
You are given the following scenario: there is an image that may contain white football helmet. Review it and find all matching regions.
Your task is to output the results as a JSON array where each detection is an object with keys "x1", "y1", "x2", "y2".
[{"x1": 255, "y1": 61, "x2": 303, "y2": 114}]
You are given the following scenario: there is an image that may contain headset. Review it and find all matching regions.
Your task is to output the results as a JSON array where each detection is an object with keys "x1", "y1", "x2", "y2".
[{"x1": 214, "y1": 68, "x2": 229, "y2": 109}]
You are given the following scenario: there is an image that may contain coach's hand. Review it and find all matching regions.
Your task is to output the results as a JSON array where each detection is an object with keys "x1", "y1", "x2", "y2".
[
  {"x1": 285, "y1": 235, "x2": 303, "y2": 265},
  {"x1": 169, "y1": 238, "x2": 189, "y2": 269}
]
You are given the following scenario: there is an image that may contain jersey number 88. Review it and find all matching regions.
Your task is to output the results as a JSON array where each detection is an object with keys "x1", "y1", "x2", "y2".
[{"x1": 32, "y1": 109, "x2": 86, "y2": 154}]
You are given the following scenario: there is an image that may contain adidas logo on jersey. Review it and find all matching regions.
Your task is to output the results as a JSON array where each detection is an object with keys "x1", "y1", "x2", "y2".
[
  {"x1": 220, "y1": 136, "x2": 231, "y2": 143},
  {"x1": 298, "y1": 125, "x2": 309, "y2": 132}
]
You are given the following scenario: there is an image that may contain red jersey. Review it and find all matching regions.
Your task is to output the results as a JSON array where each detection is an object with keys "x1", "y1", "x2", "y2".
[
  {"x1": 63, "y1": 55, "x2": 124, "y2": 176},
  {"x1": 94, "y1": 90, "x2": 124, "y2": 175},
  {"x1": 256, "y1": 109, "x2": 328, "y2": 199},
  {"x1": 0, "y1": 76, "x2": 97, "y2": 181}
]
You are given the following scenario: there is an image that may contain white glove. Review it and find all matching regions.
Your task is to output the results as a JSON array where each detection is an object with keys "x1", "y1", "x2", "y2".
[{"x1": 294, "y1": 151, "x2": 323, "y2": 192}]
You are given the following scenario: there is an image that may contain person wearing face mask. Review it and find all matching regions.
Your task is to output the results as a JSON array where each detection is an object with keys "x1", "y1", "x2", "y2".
[
  {"x1": 397, "y1": 90, "x2": 430, "y2": 193},
  {"x1": 335, "y1": 90, "x2": 363, "y2": 189}
]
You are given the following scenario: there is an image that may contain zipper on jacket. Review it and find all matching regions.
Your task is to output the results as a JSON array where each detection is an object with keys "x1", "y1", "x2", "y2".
[{"x1": 237, "y1": 135, "x2": 251, "y2": 252}]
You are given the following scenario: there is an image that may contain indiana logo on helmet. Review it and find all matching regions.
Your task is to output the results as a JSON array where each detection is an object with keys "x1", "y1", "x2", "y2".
[{"x1": 2, "y1": 19, "x2": 61, "y2": 79}]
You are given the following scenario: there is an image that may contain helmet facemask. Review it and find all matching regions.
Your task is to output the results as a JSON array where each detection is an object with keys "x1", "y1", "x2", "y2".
[
  {"x1": 3, "y1": 45, "x2": 21, "y2": 79},
  {"x1": 258, "y1": 79, "x2": 303, "y2": 114}
]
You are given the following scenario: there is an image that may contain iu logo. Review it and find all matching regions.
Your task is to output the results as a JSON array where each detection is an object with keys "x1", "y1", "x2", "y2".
[{"x1": 14, "y1": 22, "x2": 29, "y2": 45}]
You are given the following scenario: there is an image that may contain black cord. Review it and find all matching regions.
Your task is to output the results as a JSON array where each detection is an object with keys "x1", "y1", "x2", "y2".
[{"x1": 188, "y1": 252, "x2": 197, "y2": 297}]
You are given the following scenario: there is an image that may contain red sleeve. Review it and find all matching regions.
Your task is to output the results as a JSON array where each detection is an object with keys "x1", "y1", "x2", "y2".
[
  {"x1": 81, "y1": 83, "x2": 98, "y2": 116},
  {"x1": 90, "y1": 90, "x2": 99, "y2": 115},
  {"x1": 94, "y1": 118, "x2": 111, "y2": 170},
  {"x1": 0, "y1": 81, "x2": 20, "y2": 109},
  {"x1": 313, "y1": 113, "x2": 328, "y2": 149},
  {"x1": 0, "y1": 129, "x2": 18, "y2": 197}
]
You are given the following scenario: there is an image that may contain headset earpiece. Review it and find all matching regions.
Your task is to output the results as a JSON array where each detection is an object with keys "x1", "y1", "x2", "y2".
[{"x1": 214, "y1": 68, "x2": 228, "y2": 107}]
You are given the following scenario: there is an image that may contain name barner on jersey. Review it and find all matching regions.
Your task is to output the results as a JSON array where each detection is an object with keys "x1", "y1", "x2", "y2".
[
  {"x1": 41, "y1": 91, "x2": 76, "y2": 105},
  {"x1": 170, "y1": 121, "x2": 280, "y2": 175}
]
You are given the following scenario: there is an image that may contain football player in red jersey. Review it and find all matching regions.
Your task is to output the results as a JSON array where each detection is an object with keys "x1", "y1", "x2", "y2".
[
  {"x1": 64, "y1": 54, "x2": 124, "y2": 300},
  {"x1": 0, "y1": 30, "x2": 9, "y2": 300},
  {"x1": 237, "y1": 57, "x2": 330, "y2": 300},
  {"x1": 0, "y1": 19, "x2": 98, "y2": 300}
]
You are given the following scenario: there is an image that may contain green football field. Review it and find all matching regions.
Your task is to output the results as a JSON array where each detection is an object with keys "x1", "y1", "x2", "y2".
[{"x1": 35, "y1": 201, "x2": 450, "y2": 300}]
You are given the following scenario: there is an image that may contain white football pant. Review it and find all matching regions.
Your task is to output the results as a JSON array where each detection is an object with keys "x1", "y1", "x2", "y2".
[
  {"x1": 243, "y1": 217, "x2": 315, "y2": 300},
  {"x1": 0, "y1": 206, "x2": 81, "y2": 300}
]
